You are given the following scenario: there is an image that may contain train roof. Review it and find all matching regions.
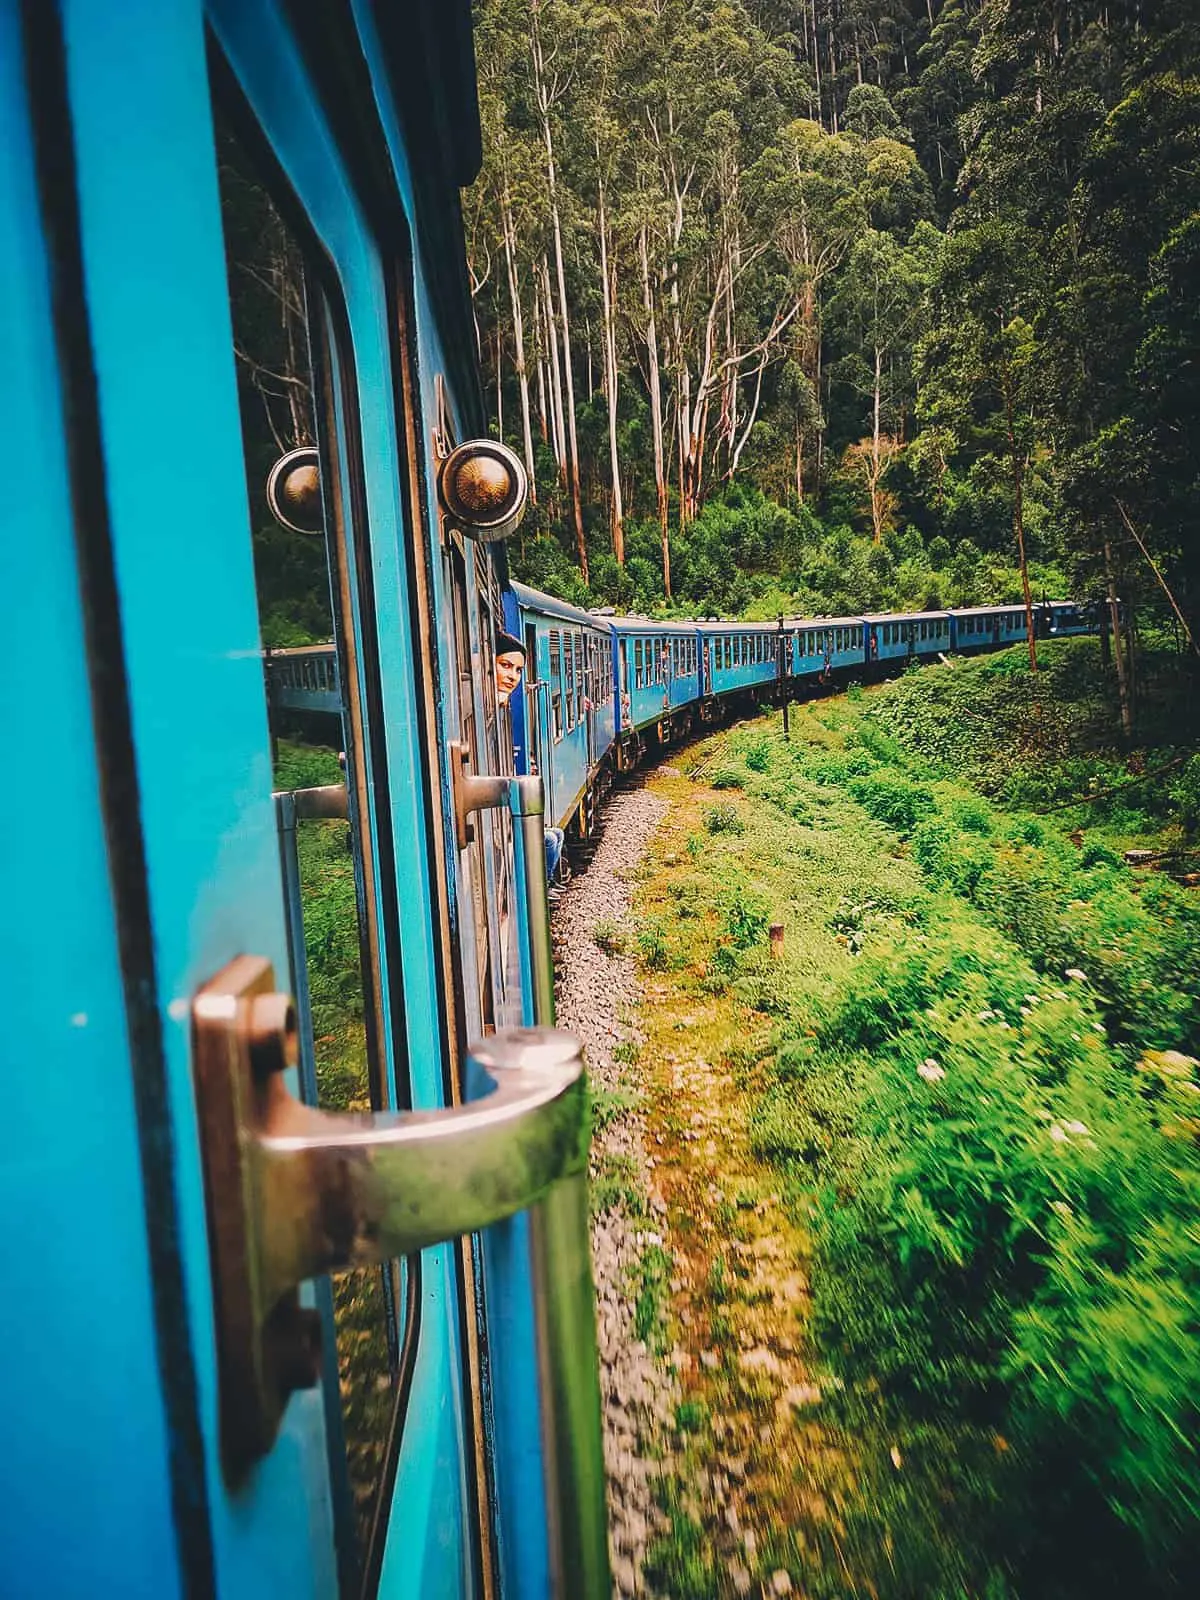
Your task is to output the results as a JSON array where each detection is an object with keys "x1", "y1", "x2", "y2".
[
  {"x1": 610, "y1": 614, "x2": 698, "y2": 635},
  {"x1": 949, "y1": 603, "x2": 1027, "y2": 617},
  {"x1": 778, "y1": 614, "x2": 868, "y2": 630},
  {"x1": 863, "y1": 609, "x2": 951, "y2": 623},
  {"x1": 508, "y1": 580, "x2": 611, "y2": 631}
]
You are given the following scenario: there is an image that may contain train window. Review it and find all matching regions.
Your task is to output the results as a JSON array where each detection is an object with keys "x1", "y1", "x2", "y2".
[
  {"x1": 634, "y1": 638, "x2": 643, "y2": 688},
  {"x1": 564, "y1": 631, "x2": 575, "y2": 728},
  {"x1": 550, "y1": 631, "x2": 564, "y2": 740},
  {"x1": 215, "y1": 102, "x2": 405, "y2": 1570},
  {"x1": 574, "y1": 633, "x2": 584, "y2": 721}
]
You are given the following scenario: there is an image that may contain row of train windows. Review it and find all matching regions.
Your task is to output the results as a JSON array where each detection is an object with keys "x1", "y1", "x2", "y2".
[
  {"x1": 960, "y1": 613, "x2": 1018, "y2": 635},
  {"x1": 713, "y1": 633, "x2": 773, "y2": 671},
  {"x1": 878, "y1": 619, "x2": 948, "y2": 646},
  {"x1": 798, "y1": 627, "x2": 858, "y2": 656},
  {"x1": 547, "y1": 628, "x2": 613, "y2": 743},
  {"x1": 633, "y1": 636, "x2": 698, "y2": 688}
]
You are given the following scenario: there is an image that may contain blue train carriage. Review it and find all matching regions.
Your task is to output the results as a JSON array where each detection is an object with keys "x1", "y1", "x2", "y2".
[
  {"x1": 786, "y1": 616, "x2": 869, "y2": 681},
  {"x1": 864, "y1": 610, "x2": 952, "y2": 665},
  {"x1": 5, "y1": 4, "x2": 606, "y2": 1599},
  {"x1": 697, "y1": 620, "x2": 781, "y2": 708},
  {"x1": 506, "y1": 582, "x2": 616, "y2": 834},
  {"x1": 947, "y1": 604, "x2": 1033, "y2": 653},
  {"x1": 612, "y1": 615, "x2": 701, "y2": 766},
  {"x1": 1043, "y1": 600, "x2": 1095, "y2": 637}
]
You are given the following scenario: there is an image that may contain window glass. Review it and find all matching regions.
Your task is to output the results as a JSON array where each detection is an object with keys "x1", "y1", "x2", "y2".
[{"x1": 216, "y1": 104, "x2": 393, "y2": 1565}]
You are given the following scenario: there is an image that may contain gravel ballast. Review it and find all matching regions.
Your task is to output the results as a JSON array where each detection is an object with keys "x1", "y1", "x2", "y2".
[{"x1": 552, "y1": 779, "x2": 677, "y2": 1598}]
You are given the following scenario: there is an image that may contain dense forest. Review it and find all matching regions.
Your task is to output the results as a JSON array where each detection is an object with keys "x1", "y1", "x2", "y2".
[{"x1": 467, "y1": 1, "x2": 1200, "y2": 690}]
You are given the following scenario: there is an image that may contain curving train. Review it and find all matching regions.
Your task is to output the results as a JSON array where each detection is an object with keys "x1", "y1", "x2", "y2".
[{"x1": 504, "y1": 587, "x2": 1096, "y2": 849}]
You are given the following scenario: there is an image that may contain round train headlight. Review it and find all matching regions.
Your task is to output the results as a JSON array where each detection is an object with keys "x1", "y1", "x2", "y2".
[
  {"x1": 438, "y1": 439, "x2": 528, "y2": 542},
  {"x1": 266, "y1": 446, "x2": 324, "y2": 535}
]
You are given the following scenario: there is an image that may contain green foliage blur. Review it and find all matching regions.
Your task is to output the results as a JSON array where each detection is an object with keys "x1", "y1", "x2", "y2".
[{"x1": 683, "y1": 642, "x2": 1200, "y2": 1595}]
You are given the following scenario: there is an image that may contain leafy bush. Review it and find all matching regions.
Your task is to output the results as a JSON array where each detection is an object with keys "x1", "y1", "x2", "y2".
[
  {"x1": 847, "y1": 772, "x2": 937, "y2": 834},
  {"x1": 593, "y1": 919, "x2": 628, "y2": 956},
  {"x1": 709, "y1": 766, "x2": 745, "y2": 790},
  {"x1": 637, "y1": 920, "x2": 670, "y2": 970},
  {"x1": 704, "y1": 801, "x2": 745, "y2": 835},
  {"x1": 720, "y1": 889, "x2": 770, "y2": 949}
]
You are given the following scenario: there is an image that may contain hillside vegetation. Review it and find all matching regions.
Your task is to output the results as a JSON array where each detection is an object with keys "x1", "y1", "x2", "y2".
[
  {"x1": 469, "y1": 0, "x2": 1200, "y2": 717},
  {"x1": 628, "y1": 640, "x2": 1200, "y2": 1595}
]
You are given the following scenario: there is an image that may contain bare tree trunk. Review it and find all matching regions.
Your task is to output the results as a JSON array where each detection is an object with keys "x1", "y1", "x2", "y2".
[
  {"x1": 531, "y1": 4, "x2": 587, "y2": 579},
  {"x1": 640, "y1": 225, "x2": 670, "y2": 595},
  {"x1": 597, "y1": 169, "x2": 624, "y2": 563},
  {"x1": 495, "y1": 326, "x2": 503, "y2": 439},
  {"x1": 540, "y1": 257, "x2": 567, "y2": 484},
  {"x1": 501, "y1": 181, "x2": 537, "y2": 500},
  {"x1": 1000, "y1": 356, "x2": 1038, "y2": 671},
  {"x1": 534, "y1": 283, "x2": 549, "y2": 444},
  {"x1": 795, "y1": 419, "x2": 805, "y2": 501},
  {"x1": 871, "y1": 342, "x2": 883, "y2": 542},
  {"x1": 1104, "y1": 531, "x2": 1134, "y2": 737}
]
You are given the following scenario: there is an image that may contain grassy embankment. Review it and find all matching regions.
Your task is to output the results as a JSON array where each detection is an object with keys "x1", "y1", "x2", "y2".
[{"x1": 617, "y1": 640, "x2": 1200, "y2": 1598}]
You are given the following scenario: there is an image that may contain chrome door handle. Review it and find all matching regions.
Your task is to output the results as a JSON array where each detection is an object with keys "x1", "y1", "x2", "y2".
[
  {"x1": 448, "y1": 743, "x2": 555, "y2": 1023},
  {"x1": 191, "y1": 953, "x2": 585, "y2": 1478}
]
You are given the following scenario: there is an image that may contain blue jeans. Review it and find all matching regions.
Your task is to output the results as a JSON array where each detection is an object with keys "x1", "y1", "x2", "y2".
[{"x1": 544, "y1": 826, "x2": 565, "y2": 883}]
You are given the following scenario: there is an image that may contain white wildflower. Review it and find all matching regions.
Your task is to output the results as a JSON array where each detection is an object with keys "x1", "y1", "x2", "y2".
[
  {"x1": 918, "y1": 1058, "x2": 946, "y2": 1083},
  {"x1": 1063, "y1": 1120, "x2": 1089, "y2": 1137},
  {"x1": 1065, "y1": 968, "x2": 1088, "y2": 982},
  {"x1": 1049, "y1": 1123, "x2": 1069, "y2": 1143},
  {"x1": 977, "y1": 1009, "x2": 995, "y2": 1022}
]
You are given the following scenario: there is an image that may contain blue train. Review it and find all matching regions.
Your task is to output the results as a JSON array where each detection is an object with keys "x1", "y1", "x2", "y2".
[
  {"x1": 505, "y1": 588, "x2": 1095, "y2": 846},
  {"x1": 4, "y1": 1, "x2": 1098, "y2": 1595},
  {"x1": 6, "y1": 4, "x2": 604, "y2": 1598}
]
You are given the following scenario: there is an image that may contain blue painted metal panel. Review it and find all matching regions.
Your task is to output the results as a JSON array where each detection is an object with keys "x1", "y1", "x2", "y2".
[
  {"x1": 786, "y1": 618, "x2": 867, "y2": 676},
  {"x1": 611, "y1": 619, "x2": 698, "y2": 731},
  {"x1": 701, "y1": 623, "x2": 787, "y2": 696},
  {"x1": 0, "y1": 16, "x2": 184, "y2": 1594},
  {"x1": 55, "y1": 1, "x2": 340, "y2": 1594}
]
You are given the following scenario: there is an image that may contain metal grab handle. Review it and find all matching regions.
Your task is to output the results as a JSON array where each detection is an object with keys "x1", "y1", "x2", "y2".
[
  {"x1": 255, "y1": 1028, "x2": 584, "y2": 1306},
  {"x1": 191, "y1": 953, "x2": 586, "y2": 1478},
  {"x1": 449, "y1": 742, "x2": 555, "y2": 1025}
]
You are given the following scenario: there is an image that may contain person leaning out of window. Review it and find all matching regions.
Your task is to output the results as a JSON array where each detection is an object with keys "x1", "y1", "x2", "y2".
[{"x1": 494, "y1": 630, "x2": 567, "y2": 897}]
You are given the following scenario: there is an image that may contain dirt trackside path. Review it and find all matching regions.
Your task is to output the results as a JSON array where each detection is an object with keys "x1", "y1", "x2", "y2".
[{"x1": 629, "y1": 759, "x2": 868, "y2": 1600}]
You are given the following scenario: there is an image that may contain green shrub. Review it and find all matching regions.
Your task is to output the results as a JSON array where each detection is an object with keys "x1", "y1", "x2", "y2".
[
  {"x1": 744, "y1": 735, "x2": 773, "y2": 772},
  {"x1": 592, "y1": 919, "x2": 628, "y2": 955},
  {"x1": 721, "y1": 889, "x2": 770, "y2": 949},
  {"x1": 636, "y1": 921, "x2": 669, "y2": 970},
  {"x1": 704, "y1": 801, "x2": 745, "y2": 835},
  {"x1": 848, "y1": 772, "x2": 937, "y2": 835},
  {"x1": 709, "y1": 766, "x2": 745, "y2": 790}
]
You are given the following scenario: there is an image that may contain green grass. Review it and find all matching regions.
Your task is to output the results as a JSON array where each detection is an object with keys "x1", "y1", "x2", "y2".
[{"x1": 641, "y1": 646, "x2": 1200, "y2": 1597}]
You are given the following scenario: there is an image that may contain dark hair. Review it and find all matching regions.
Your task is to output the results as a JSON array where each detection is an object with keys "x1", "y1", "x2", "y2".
[{"x1": 496, "y1": 630, "x2": 526, "y2": 658}]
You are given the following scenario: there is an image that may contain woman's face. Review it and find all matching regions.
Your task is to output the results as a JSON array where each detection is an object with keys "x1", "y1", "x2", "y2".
[{"x1": 495, "y1": 650, "x2": 525, "y2": 704}]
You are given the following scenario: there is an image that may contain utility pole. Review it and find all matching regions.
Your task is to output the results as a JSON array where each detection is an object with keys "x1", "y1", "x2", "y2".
[{"x1": 777, "y1": 615, "x2": 790, "y2": 740}]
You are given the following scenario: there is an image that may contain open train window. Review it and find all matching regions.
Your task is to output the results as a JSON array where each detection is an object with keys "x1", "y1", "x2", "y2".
[{"x1": 550, "y1": 630, "x2": 564, "y2": 739}]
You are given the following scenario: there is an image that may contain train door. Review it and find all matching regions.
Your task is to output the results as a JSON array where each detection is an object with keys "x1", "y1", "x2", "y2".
[
  {"x1": 0, "y1": 5, "x2": 555, "y2": 1597},
  {"x1": 443, "y1": 507, "x2": 520, "y2": 1032},
  {"x1": 523, "y1": 619, "x2": 543, "y2": 778}
]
